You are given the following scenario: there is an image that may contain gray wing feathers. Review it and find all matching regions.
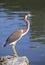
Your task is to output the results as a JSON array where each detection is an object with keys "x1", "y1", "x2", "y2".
[{"x1": 3, "y1": 30, "x2": 23, "y2": 47}]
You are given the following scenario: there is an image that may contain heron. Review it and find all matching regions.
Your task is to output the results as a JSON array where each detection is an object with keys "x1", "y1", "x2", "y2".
[{"x1": 3, "y1": 14, "x2": 32, "y2": 57}]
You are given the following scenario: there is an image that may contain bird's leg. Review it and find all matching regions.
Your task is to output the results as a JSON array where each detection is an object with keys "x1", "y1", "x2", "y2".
[{"x1": 12, "y1": 44, "x2": 18, "y2": 57}]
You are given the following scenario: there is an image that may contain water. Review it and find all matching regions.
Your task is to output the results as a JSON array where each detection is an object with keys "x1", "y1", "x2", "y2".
[{"x1": 0, "y1": 0, "x2": 45, "y2": 65}]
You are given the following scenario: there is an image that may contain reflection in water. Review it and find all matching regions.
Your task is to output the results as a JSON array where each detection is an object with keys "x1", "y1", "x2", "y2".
[
  {"x1": 30, "y1": 46, "x2": 40, "y2": 48},
  {"x1": 0, "y1": 0, "x2": 45, "y2": 65},
  {"x1": 30, "y1": 11, "x2": 45, "y2": 44}
]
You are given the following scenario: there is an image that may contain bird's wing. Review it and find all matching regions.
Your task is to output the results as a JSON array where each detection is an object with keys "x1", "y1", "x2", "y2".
[{"x1": 4, "y1": 29, "x2": 23, "y2": 47}]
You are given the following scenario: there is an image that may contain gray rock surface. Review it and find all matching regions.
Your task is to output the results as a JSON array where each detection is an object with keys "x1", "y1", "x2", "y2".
[{"x1": 0, "y1": 55, "x2": 29, "y2": 65}]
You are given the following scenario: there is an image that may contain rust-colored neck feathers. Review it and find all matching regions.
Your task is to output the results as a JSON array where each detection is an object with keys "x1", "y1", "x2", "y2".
[{"x1": 22, "y1": 15, "x2": 30, "y2": 36}]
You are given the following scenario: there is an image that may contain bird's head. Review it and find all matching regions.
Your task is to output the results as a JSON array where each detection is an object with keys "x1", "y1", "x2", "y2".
[{"x1": 24, "y1": 14, "x2": 33, "y2": 21}]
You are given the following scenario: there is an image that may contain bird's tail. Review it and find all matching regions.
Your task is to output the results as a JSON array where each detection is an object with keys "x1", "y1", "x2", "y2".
[
  {"x1": 3, "y1": 44, "x2": 6, "y2": 47},
  {"x1": 3, "y1": 42, "x2": 7, "y2": 47}
]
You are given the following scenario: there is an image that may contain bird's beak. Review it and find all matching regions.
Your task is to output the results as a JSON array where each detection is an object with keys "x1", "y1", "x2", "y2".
[
  {"x1": 28, "y1": 14, "x2": 34, "y2": 17},
  {"x1": 30, "y1": 14, "x2": 32, "y2": 17}
]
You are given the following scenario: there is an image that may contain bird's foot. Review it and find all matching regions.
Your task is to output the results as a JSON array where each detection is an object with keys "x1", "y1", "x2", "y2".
[{"x1": 14, "y1": 54, "x2": 19, "y2": 57}]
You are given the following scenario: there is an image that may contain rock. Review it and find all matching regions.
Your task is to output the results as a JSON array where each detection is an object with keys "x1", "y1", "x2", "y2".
[{"x1": 0, "y1": 55, "x2": 29, "y2": 65}]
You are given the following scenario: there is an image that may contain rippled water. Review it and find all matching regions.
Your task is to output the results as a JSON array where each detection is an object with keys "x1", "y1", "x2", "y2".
[{"x1": 0, "y1": 0, "x2": 45, "y2": 65}]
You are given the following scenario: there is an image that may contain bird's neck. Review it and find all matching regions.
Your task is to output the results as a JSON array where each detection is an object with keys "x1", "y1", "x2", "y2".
[
  {"x1": 22, "y1": 15, "x2": 30, "y2": 36},
  {"x1": 25, "y1": 15, "x2": 30, "y2": 31}
]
